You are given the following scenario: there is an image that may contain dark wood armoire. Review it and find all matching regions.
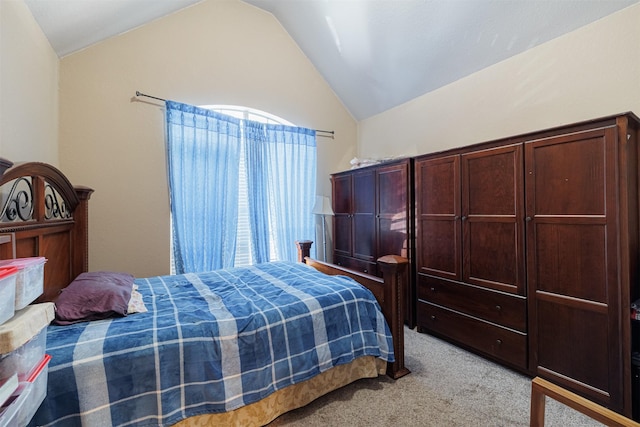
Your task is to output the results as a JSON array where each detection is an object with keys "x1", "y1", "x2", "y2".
[
  {"x1": 414, "y1": 112, "x2": 640, "y2": 417},
  {"x1": 331, "y1": 158, "x2": 415, "y2": 326},
  {"x1": 415, "y1": 143, "x2": 528, "y2": 370}
]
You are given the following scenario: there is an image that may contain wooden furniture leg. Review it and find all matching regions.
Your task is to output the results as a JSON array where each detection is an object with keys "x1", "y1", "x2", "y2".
[
  {"x1": 530, "y1": 377, "x2": 640, "y2": 427},
  {"x1": 530, "y1": 377, "x2": 547, "y2": 427}
]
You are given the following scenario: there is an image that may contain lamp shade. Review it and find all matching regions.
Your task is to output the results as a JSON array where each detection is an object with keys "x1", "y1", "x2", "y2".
[{"x1": 312, "y1": 195, "x2": 334, "y2": 216}]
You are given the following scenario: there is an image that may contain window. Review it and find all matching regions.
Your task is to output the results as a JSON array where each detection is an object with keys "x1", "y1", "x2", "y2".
[
  {"x1": 203, "y1": 105, "x2": 294, "y2": 266},
  {"x1": 170, "y1": 105, "x2": 302, "y2": 272}
]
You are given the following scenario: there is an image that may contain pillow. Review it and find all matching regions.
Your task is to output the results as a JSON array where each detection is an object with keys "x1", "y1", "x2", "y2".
[{"x1": 53, "y1": 271, "x2": 135, "y2": 325}]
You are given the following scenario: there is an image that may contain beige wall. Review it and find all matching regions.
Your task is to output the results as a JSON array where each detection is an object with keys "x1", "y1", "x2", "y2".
[
  {"x1": 358, "y1": 4, "x2": 640, "y2": 159},
  {"x1": 8, "y1": 0, "x2": 639, "y2": 276},
  {"x1": 58, "y1": 0, "x2": 357, "y2": 276},
  {"x1": 0, "y1": 0, "x2": 59, "y2": 164}
]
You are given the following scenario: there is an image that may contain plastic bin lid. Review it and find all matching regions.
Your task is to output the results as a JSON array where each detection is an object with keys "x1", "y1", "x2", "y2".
[
  {"x1": 0, "y1": 257, "x2": 46, "y2": 269},
  {"x1": 0, "y1": 266, "x2": 18, "y2": 280},
  {"x1": 0, "y1": 303, "x2": 55, "y2": 353}
]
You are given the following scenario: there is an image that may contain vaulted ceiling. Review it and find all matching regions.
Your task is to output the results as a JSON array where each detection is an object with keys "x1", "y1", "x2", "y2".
[{"x1": 24, "y1": 0, "x2": 639, "y2": 120}]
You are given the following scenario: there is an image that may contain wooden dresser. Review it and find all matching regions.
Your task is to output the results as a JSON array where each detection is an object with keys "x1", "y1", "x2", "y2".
[
  {"x1": 415, "y1": 143, "x2": 527, "y2": 370},
  {"x1": 331, "y1": 158, "x2": 415, "y2": 326},
  {"x1": 414, "y1": 112, "x2": 640, "y2": 417}
]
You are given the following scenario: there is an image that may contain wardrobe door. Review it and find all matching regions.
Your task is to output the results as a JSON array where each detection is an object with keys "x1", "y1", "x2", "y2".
[
  {"x1": 377, "y1": 162, "x2": 409, "y2": 259},
  {"x1": 415, "y1": 155, "x2": 461, "y2": 281},
  {"x1": 351, "y1": 169, "x2": 376, "y2": 267},
  {"x1": 377, "y1": 161, "x2": 413, "y2": 326},
  {"x1": 332, "y1": 174, "x2": 353, "y2": 259},
  {"x1": 526, "y1": 126, "x2": 622, "y2": 411},
  {"x1": 461, "y1": 145, "x2": 525, "y2": 295}
]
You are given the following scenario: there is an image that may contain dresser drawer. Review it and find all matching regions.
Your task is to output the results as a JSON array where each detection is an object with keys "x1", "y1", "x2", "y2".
[
  {"x1": 417, "y1": 274, "x2": 526, "y2": 332},
  {"x1": 333, "y1": 255, "x2": 378, "y2": 276},
  {"x1": 417, "y1": 301, "x2": 528, "y2": 370}
]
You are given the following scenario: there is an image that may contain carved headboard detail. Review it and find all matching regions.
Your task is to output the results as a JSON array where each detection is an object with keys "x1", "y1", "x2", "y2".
[{"x1": 0, "y1": 158, "x2": 93, "y2": 302}]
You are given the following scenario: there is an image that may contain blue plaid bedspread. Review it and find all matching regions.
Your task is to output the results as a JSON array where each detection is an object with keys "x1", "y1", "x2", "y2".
[{"x1": 33, "y1": 261, "x2": 393, "y2": 426}]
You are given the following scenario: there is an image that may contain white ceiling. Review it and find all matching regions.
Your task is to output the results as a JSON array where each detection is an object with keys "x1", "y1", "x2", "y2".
[{"x1": 24, "y1": 0, "x2": 639, "y2": 121}]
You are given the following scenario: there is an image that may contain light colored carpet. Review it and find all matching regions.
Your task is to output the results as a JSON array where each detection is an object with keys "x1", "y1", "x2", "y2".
[{"x1": 269, "y1": 327, "x2": 604, "y2": 426}]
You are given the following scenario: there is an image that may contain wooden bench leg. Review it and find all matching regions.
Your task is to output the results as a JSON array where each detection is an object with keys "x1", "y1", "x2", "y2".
[
  {"x1": 530, "y1": 379, "x2": 546, "y2": 427},
  {"x1": 530, "y1": 376, "x2": 640, "y2": 427}
]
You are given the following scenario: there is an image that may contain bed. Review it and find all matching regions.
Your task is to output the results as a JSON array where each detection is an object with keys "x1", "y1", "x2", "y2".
[{"x1": 0, "y1": 159, "x2": 409, "y2": 426}]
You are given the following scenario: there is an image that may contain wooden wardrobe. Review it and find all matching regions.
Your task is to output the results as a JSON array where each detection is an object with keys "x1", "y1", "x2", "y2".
[
  {"x1": 415, "y1": 143, "x2": 527, "y2": 370},
  {"x1": 331, "y1": 158, "x2": 415, "y2": 326},
  {"x1": 414, "y1": 113, "x2": 640, "y2": 417}
]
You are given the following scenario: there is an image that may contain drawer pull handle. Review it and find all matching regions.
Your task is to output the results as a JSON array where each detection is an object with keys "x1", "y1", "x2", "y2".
[
  {"x1": 430, "y1": 287, "x2": 435, "y2": 292},
  {"x1": 363, "y1": 269, "x2": 368, "y2": 273},
  {"x1": 431, "y1": 315, "x2": 436, "y2": 321},
  {"x1": 496, "y1": 339, "x2": 503, "y2": 345},
  {"x1": 495, "y1": 305, "x2": 501, "y2": 311}
]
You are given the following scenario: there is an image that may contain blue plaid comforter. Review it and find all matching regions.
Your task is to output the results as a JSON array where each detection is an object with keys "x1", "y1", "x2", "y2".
[{"x1": 33, "y1": 261, "x2": 393, "y2": 426}]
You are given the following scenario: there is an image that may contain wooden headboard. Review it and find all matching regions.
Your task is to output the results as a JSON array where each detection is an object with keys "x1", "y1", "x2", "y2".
[{"x1": 0, "y1": 158, "x2": 93, "y2": 302}]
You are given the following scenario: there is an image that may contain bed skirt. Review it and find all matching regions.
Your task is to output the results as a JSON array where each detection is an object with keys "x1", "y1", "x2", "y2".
[{"x1": 174, "y1": 356, "x2": 386, "y2": 427}]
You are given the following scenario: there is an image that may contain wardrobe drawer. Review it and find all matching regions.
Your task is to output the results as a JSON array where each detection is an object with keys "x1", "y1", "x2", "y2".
[
  {"x1": 333, "y1": 255, "x2": 378, "y2": 276},
  {"x1": 417, "y1": 274, "x2": 526, "y2": 332},
  {"x1": 417, "y1": 301, "x2": 528, "y2": 370}
]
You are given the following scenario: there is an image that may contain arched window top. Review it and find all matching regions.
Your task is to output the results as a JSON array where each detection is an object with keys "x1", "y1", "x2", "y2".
[{"x1": 200, "y1": 105, "x2": 295, "y2": 126}]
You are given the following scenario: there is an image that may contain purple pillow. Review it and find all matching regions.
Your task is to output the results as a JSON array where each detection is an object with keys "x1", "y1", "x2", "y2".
[{"x1": 53, "y1": 271, "x2": 135, "y2": 325}]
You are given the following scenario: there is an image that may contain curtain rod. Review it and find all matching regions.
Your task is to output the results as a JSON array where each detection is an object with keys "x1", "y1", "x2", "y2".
[{"x1": 135, "y1": 91, "x2": 335, "y2": 138}]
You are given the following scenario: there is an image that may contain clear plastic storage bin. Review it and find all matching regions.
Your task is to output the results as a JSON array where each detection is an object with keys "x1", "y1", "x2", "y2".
[
  {"x1": 0, "y1": 328, "x2": 46, "y2": 383},
  {"x1": 0, "y1": 382, "x2": 31, "y2": 427},
  {"x1": 20, "y1": 354, "x2": 50, "y2": 425},
  {"x1": 0, "y1": 267, "x2": 18, "y2": 326},
  {"x1": 0, "y1": 354, "x2": 51, "y2": 427},
  {"x1": 0, "y1": 257, "x2": 46, "y2": 310}
]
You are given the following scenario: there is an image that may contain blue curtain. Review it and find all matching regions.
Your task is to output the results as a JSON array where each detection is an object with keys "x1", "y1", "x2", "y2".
[
  {"x1": 166, "y1": 101, "x2": 241, "y2": 273},
  {"x1": 244, "y1": 121, "x2": 272, "y2": 263},
  {"x1": 246, "y1": 123, "x2": 317, "y2": 262}
]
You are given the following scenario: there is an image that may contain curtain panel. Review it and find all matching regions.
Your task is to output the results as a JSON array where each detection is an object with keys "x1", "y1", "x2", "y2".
[
  {"x1": 260, "y1": 124, "x2": 317, "y2": 262},
  {"x1": 244, "y1": 121, "x2": 272, "y2": 264},
  {"x1": 166, "y1": 101, "x2": 241, "y2": 273}
]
